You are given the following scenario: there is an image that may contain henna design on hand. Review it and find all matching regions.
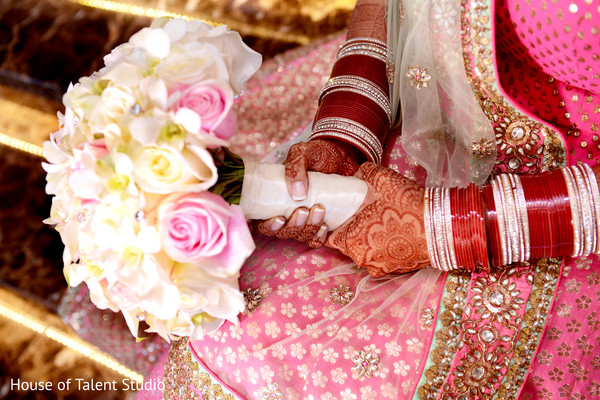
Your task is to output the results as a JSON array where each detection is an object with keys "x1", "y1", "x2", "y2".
[
  {"x1": 254, "y1": 206, "x2": 327, "y2": 247},
  {"x1": 285, "y1": 139, "x2": 360, "y2": 178},
  {"x1": 326, "y1": 163, "x2": 431, "y2": 276}
]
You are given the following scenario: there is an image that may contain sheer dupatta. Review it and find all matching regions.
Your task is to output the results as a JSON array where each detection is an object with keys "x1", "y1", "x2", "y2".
[{"x1": 387, "y1": 0, "x2": 495, "y2": 187}]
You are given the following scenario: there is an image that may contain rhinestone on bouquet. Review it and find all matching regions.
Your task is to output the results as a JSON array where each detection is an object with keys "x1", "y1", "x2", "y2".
[
  {"x1": 352, "y1": 350, "x2": 380, "y2": 378},
  {"x1": 330, "y1": 285, "x2": 354, "y2": 306},
  {"x1": 406, "y1": 65, "x2": 432, "y2": 90},
  {"x1": 242, "y1": 288, "x2": 263, "y2": 312}
]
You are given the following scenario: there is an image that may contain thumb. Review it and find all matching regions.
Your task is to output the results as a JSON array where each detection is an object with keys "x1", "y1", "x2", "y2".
[{"x1": 284, "y1": 143, "x2": 310, "y2": 201}]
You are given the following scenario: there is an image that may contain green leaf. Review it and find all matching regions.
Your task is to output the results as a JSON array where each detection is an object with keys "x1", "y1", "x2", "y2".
[{"x1": 210, "y1": 147, "x2": 245, "y2": 205}]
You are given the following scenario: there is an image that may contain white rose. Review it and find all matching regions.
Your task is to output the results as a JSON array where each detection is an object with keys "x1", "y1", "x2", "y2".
[
  {"x1": 156, "y1": 42, "x2": 230, "y2": 87},
  {"x1": 173, "y1": 20, "x2": 262, "y2": 93},
  {"x1": 88, "y1": 84, "x2": 136, "y2": 131}
]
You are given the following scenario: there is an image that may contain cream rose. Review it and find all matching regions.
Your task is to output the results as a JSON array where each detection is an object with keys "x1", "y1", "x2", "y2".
[{"x1": 133, "y1": 144, "x2": 217, "y2": 194}]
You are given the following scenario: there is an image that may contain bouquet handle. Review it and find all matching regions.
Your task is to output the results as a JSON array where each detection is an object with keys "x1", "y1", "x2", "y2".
[{"x1": 240, "y1": 161, "x2": 368, "y2": 230}]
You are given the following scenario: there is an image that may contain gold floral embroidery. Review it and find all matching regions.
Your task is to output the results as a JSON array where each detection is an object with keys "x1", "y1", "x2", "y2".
[
  {"x1": 242, "y1": 287, "x2": 263, "y2": 313},
  {"x1": 470, "y1": 138, "x2": 496, "y2": 158},
  {"x1": 261, "y1": 382, "x2": 283, "y2": 399},
  {"x1": 163, "y1": 339, "x2": 235, "y2": 400},
  {"x1": 386, "y1": 59, "x2": 396, "y2": 84},
  {"x1": 442, "y1": 265, "x2": 533, "y2": 399}
]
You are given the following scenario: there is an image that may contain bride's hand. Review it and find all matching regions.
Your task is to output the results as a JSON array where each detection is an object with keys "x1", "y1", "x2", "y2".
[
  {"x1": 283, "y1": 139, "x2": 362, "y2": 201},
  {"x1": 327, "y1": 162, "x2": 431, "y2": 277},
  {"x1": 253, "y1": 139, "x2": 362, "y2": 246},
  {"x1": 254, "y1": 204, "x2": 329, "y2": 248}
]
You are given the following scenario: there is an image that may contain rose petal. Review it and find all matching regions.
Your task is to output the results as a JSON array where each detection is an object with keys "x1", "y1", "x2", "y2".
[
  {"x1": 175, "y1": 107, "x2": 201, "y2": 134},
  {"x1": 145, "y1": 29, "x2": 171, "y2": 59},
  {"x1": 164, "y1": 19, "x2": 186, "y2": 43},
  {"x1": 130, "y1": 116, "x2": 160, "y2": 145}
]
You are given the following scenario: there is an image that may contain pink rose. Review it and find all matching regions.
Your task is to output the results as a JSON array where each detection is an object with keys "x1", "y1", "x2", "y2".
[
  {"x1": 159, "y1": 192, "x2": 254, "y2": 276},
  {"x1": 174, "y1": 81, "x2": 236, "y2": 140}
]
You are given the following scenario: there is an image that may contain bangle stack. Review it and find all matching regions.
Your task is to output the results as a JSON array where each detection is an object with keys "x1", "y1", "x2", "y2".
[
  {"x1": 425, "y1": 164, "x2": 600, "y2": 271},
  {"x1": 310, "y1": 37, "x2": 391, "y2": 163},
  {"x1": 487, "y1": 174, "x2": 530, "y2": 266},
  {"x1": 424, "y1": 184, "x2": 489, "y2": 272}
]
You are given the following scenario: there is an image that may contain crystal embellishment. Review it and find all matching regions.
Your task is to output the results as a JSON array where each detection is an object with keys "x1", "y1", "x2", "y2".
[
  {"x1": 135, "y1": 210, "x2": 145, "y2": 222},
  {"x1": 405, "y1": 65, "x2": 432, "y2": 90},
  {"x1": 352, "y1": 350, "x2": 380, "y2": 378},
  {"x1": 330, "y1": 285, "x2": 354, "y2": 306},
  {"x1": 242, "y1": 288, "x2": 263, "y2": 312},
  {"x1": 261, "y1": 382, "x2": 283, "y2": 400},
  {"x1": 130, "y1": 104, "x2": 142, "y2": 115}
]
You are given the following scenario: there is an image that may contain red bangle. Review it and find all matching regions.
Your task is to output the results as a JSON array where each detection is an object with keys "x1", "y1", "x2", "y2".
[
  {"x1": 450, "y1": 187, "x2": 468, "y2": 270},
  {"x1": 520, "y1": 170, "x2": 573, "y2": 259},
  {"x1": 449, "y1": 184, "x2": 488, "y2": 272},
  {"x1": 470, "y1": 184, "x2": 489, "y2": 272},
  {"x1": 483, "y1": 184, "x2": 502, "y2": 267},
  {"x1": 549, "y1": 170, "x2": 573, "y2": 257}
]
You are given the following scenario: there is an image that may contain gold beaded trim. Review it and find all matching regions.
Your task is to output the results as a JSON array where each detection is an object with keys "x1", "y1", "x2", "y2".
[
  {"x1": 493, "y1": 258, "x2": 561, "y2": 400},
  {"x1": 163, "y1": 339, "x2": 236, "y2": 400},
  {"x1": 417, "y1": 271, "x2": 471, "y2": 399}
]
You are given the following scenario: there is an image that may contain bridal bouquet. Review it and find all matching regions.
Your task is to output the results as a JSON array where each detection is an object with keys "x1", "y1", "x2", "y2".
[
  {"x1": 43, "y1": 17, "x2": 368, "y2": 342},
  {"x1": 43, "y1": 18, "x2": 263, "y2": 341}
]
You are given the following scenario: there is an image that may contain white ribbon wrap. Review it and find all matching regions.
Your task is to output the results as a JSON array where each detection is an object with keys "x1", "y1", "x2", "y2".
[{"x1": 240, "y1": 161, "x2": 368, "y2": 230}]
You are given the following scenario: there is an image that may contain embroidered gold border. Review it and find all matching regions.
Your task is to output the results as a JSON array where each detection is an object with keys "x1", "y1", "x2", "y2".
[
  {"x1": 163, "y1": 339, "x2": 236, "y2": 400},
  {"x1": 417, "y1": 271, "x2": 471, "y2": 400}
]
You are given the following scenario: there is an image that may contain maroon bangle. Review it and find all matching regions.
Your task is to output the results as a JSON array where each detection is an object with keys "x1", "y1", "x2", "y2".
[
  {"x1": 449, "y1": 184, "x2": 488, "y2": 272},
  {"x1": 315, "y1": 92, "x2": 390, "y2": 142},
  {"x1": 549, "y1": 170, "x2": 574, "y2": 257},
  {"x1": 331, "y1": 55, "x2": 389, "y2": 94}
]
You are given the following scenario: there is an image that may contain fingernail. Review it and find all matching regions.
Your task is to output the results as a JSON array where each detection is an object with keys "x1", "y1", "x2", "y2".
[
  {"x1": 311, "y1": 207, "x2": 325, "y2": 224},
  {"x1": 295, "y1": 209, "x2": 309, "y2": 226},
  {"x1": 315, "y1": 225, "x2": 328, "y2": 241},
  {"x1": 271, "y1": 217, "x2": 285, "y2": 231},
  {"x1": 291, "y1": 181, "x2": 307, "y2": 201}
]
